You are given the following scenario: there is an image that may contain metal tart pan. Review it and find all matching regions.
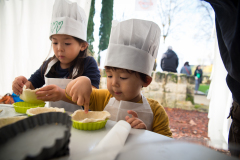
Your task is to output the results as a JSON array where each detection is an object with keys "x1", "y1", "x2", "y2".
[{"x1": 0, "y1": 112, "x2": 72, "y2": 160}]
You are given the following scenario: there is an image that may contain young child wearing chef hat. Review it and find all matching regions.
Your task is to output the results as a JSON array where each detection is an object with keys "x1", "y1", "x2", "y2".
[
  {"x1": 66, "y1": 19, "x2": 172, "y2": 137},
  {"x1": 12, "y1": 0, "x2": 100, "y2": 112}
]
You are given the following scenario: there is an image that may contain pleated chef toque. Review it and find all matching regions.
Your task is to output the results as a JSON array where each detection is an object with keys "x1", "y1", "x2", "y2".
[
  {"x1": 49, "y1": 0, "x2": 87, "y2": 41},
  {"x1": 104, "y1": 19, "x2": 161, "y2": 77}
]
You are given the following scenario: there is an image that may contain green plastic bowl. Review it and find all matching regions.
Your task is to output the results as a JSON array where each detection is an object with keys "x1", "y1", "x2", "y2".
[
  {"x1": 72, "y1": 119, "x2": 108, "y2": 131},
  {"x1": 13, "y1": 102, "x2": 45, "y2": 114}
]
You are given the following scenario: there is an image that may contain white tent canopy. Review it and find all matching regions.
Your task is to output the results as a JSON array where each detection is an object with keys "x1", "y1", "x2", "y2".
[{"x1": 207, "y1": 27, "x2": 232, "y2": 149}]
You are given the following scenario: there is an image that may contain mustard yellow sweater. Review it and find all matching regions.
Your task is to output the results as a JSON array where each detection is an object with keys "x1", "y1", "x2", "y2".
[{"x1": 89, "y1": 89, "x2": 172, "y2": 138}]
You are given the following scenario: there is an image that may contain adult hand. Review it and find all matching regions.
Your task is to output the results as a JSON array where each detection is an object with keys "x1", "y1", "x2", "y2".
[
  {"x1": 65, "y1": 76, "x2": 92, "y2": 113},
  {"x1": 12, "y1": 76, "x2": 28, "y2": 95},
  {"x1": 36, "y1": 85, "x2": 64, "y2": 102},
  {"x1": 125, "y1": 110, "x2": 147, "y2": 129}
]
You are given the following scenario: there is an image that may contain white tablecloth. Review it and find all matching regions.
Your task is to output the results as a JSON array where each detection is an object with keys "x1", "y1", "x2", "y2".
[{"x1": 0, "y1": 104, "x2": 237, "y2": 160}]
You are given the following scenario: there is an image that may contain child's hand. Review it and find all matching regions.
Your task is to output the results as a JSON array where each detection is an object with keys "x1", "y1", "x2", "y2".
[
  {"x1": 125, "y1": 110, "x2": 147, "y2": 129},
  {"x1": 65, "y1": 76, "x2": 92, "y2": 113},
  {"x1": 12, "y1": 76, "x2": 29, "y2": 95},
  {"x1": 36, "y1": 85, "x2": 64, "y2": 102}
]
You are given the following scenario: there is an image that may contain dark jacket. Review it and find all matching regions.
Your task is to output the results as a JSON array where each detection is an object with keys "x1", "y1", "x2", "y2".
[
  {"x1": 204, "y1": 0, "x2": 240, "y2": 104},
  {"x1": 28, "y1": 57, "x2": 100, "y2": 89},
  {"x1": 160, "y1": 49, "x2": 179, "y2": 73},
  {"x1": 194, "y1": 69, "x2": 203, "y2": 83}
]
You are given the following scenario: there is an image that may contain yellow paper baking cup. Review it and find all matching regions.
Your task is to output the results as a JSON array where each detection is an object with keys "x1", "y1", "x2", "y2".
[
  {"x1": 13, "y1": 102, "x2": 45, "y2": 114},
  {"x1": 72, "y1": 119, "x2": 108, "y2": 130}
]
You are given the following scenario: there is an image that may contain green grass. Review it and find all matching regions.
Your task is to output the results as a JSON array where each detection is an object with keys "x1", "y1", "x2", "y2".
[
  {"x1": 194, "y1": 104, "x2": 201, "y2": 109},
  {"x1": 198, "y1": 84, "x2": 209, "y2": 93}
]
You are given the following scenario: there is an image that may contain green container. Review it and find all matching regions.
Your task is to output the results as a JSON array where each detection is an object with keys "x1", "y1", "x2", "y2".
[
  {"x1": 13, "y1": 102, "x2": 45, "y2": 114},
  {"x1": 72, "y1": 119, "x2": 108, "y2": 131}
]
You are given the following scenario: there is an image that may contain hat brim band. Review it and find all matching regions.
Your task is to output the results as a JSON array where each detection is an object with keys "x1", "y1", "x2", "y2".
[
  {"x1": 104, "y1": 44, "x2": 155, "y2": 76},
  {"x1": 49, "y1": 17, "x2": 86, "y2": 41}
]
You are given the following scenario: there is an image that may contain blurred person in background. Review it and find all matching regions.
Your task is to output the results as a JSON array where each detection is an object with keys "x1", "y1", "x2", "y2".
[
  {"x1": 180, "y1": 61, "x2": 192, "y2": 76},
  {"x1": 194, "y1": 65, "x2": 203, "y2": 94},
  {"x1": 160, "y1": 46, "x2": 179, "y2": 73}
]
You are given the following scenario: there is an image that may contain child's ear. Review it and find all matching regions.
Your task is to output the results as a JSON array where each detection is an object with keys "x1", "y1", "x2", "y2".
[
  {"x1": 142, "y1": 76, "x2": 152, "y2": 87},
  {"x1": 80, "y1": 42, "x2": 88, "y2": 51}
]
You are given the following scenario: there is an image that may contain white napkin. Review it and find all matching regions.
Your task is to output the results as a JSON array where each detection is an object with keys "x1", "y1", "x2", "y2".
[{"x1": 83, "y1": 120, "x2": 131, "y2": 160}]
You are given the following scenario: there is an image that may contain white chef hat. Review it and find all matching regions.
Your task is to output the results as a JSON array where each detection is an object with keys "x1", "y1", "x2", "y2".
[
  {"x1": 49, "y1": 0, "x2": 87, "y2": 41},
  {"x1": 104, "y1": 19, "x2": 161, "y2": 77}
]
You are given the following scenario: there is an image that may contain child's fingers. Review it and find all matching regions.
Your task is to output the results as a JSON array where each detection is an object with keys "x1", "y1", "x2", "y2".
[
  {"x1": 84, "y1": 102, "x2": 89, "y2": 113},
  {"x1": 126, "y1": 117, "x2": 135, "y2": 125},
  {"x1": 14, "y1": 76, "x2": 28, "y2": 88},
  {"x1": 16, "y1": 80, "x2": 24, "y2": 88},
  {"x1": 71, "y1": 94, "x2": 78, "y2": 103},
  {"x1": 127, "y1": 110, "x2": 139, "y2": 118},
  {"x1": 35, "y1": 91, "x2": 47, "y2": 97},
  {"x1": 12, "y1": 83, "x2": 22, "y2": 95},
  {"x1": 77, "y1": 97, "x2": 84, "y2": 106},
  {"x1": 36, "y1": 89, "x2": 54, "y2": 100},
  {"x1": 20, "y1": 76, "x2": 28, "y2": 85},
  {"x1": 16, "y1": 76, "x2": 27, "y2": 87},
  {"x1": 37, "y1": 85, "x2": 54, "y2": 92},
  {"x1": 130, "y1": 119, "x2": 142, "y2": 128},
  {"x1": 36, "y1": 86, "x2": 53, "y2": 97},
  {"x1": 69, "y1": 87, "x2": 78, "y2": 98},
  {"x1": 37, "y1": 94, "x2": 52, "y2": 101},
  {"x1": 133, "y1": 123, "x2": 146, "y2": 129},
  {"x1": 72, "y1": 95, "x2": 78, "y2": 103},
  {"x1": 83, "y1": 97, "x2": 90, "y2": 113},
  {"x1": 125, "y1": 116, "x2": 147, "y2": 129}
]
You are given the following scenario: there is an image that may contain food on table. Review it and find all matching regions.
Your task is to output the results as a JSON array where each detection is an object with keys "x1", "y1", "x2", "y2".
[
  {"x1": 26, "y1": 107, "x2": 65, "y2": 116},
  {"x1": 20, "y1": 85, "x2": 44, "y2": 103},
  {"x1": 0, "y1": 116, "x2": 27, "y2": 128},
  {"x1": 13, "y1": 102, "x2": 45, "y2": 114},
  {"x1": 72, "y1": 110, "x2": 110, "y2": 123}
]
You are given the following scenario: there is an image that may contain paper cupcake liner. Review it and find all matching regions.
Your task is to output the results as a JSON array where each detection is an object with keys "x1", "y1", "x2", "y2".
[
  {"x1": 13, "y1": 102, "x2": 45, "y2": 114},
  {"x1": 72, "y1": 119, "x2": 108, "y2": 130},
  {"x1": 0, "y1": 112, "x2": 72, "y2": 160}
]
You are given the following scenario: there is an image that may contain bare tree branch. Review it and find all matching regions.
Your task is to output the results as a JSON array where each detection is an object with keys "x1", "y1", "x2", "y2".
[{"x1": 157, "y1": 0, "x2": 183, "y2": 43}]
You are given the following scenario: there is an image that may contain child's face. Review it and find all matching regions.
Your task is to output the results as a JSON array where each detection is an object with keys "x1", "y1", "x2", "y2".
[
  {"x1": 51, "y1": 34, "x2": 87, "y2": 69},
  {"x1": 106, "y1": 69, "x2": 146, "y2": 102}
]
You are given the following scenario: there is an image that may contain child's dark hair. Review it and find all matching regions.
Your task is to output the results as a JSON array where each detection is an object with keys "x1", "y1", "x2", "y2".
[
  {"x1": 41, "y1": 37, "x2": 89, "y2": 79},
  {"x1": 105, "y1": 66, "x2": 148, "y2": 83}
]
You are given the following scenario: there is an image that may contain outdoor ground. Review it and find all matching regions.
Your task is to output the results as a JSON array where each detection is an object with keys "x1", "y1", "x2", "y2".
[
  {"x1": 164, "y1": 94, "x2": 231, "y2": 156},
  {"x1": 198, "y1": 84, "x2": 209, "y2": 95}
]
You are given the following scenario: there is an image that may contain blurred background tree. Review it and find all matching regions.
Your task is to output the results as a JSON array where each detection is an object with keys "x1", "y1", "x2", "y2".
[
  {"x1": 98, "y1": 0, "x2": 114, "y2": 65},
  {"x1": 87, "y1": 0, "x2": 95, "y2": 56},
  {"x1": 157, "y1": 0, "x2": 184, "y2": 43}
]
